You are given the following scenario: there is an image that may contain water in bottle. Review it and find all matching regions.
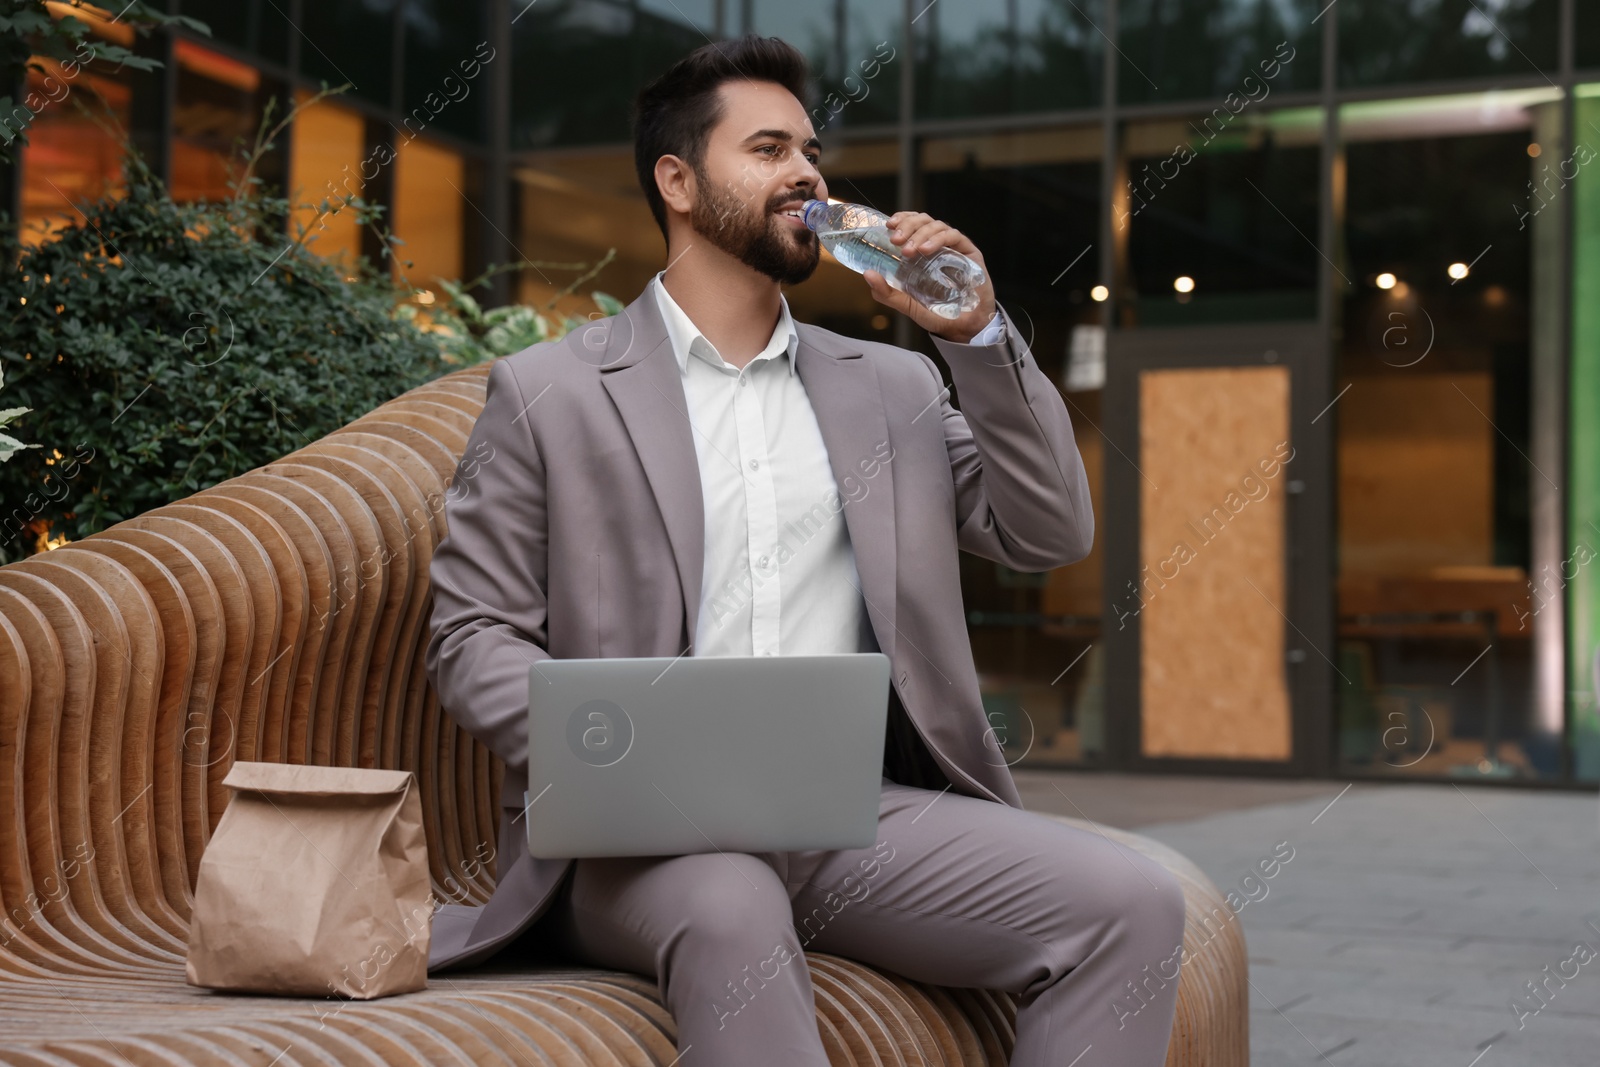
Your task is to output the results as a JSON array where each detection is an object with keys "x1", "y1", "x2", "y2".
[{"x1": 800, "y1": 200, "x2": 986, "y2": 320}]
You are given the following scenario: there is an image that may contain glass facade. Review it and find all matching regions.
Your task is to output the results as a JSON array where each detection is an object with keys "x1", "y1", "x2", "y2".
[
  {"x1": 17, "y1": 61, "x2": 131, "y2": 246},
  {"x1": 299, "y1": 0, "x2": 399, "y2": 107},
  {"x1": 914, "y1": 0, "x2": 1104, "y2": 117},
  {"x1": 10, "y1": 0, "x2": 1600, "y2": 787},
  {"x1": 1120, "y1": 107, "x2": 1322, "y2": 325},
  {"x1": 171, "y1": 41, "x2": 285, "y2": 204},
  {"x1": 1334, "y1": 90, "x2": 1555, "y2": 779},
  {"x1": 1336, "y1": 0, "x2": 1558, "y2": 88},
  {"x1": 287, "y1": 91, "x2": 368, "y2": 269},
  {"x1": 1570, "y1": 87, "x2": 1600, "y2": 780},
  {"x1": 1119, "y1": 0, "x2": 1320, "y2": 105},
  {"x1": 920, "y1": 127, "x2": 1107, "y2": 764}
]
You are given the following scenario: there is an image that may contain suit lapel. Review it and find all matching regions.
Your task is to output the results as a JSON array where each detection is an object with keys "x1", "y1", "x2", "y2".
[
  {"x1": 597, "y1": 290, "x2": 706, "y2": 649},
  {"x1": 794, "y1": 327, "x2": 898, "y2": 664},
  {"x1": 595, "y1": 288, "x2": 898, "y2": 663}
]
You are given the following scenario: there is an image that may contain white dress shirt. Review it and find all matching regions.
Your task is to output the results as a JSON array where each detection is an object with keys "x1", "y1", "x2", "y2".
[{"x1": 649, "y1": 271, "x2": 1003, "y2": 659}]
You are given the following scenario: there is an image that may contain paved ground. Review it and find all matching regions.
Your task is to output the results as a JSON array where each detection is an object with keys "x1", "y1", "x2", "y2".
[
  {"x1": 1020, "y1": 771, "x2": 1600, "y2": 1067},
  {"x1": 1013, "y1": 768, "x2": 1339, "y2": 828}
]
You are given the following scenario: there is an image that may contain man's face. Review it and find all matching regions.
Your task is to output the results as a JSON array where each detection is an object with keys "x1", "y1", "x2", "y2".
[{"x1": 687, "y1": 80, "x2": 829, "y2": 286}]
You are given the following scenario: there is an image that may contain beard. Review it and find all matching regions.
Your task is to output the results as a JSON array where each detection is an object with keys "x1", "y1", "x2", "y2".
[{"x1": 690, "y1": 163, "x2": 821, "y2": 286}]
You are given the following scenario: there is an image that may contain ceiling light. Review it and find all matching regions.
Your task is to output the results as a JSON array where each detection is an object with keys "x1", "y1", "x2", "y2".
[
  {"x1": 1447, "y1": 262, "x2": 1469, "y2": 280},
  {"x1": 1376, "y1": 272, "x2": 1397, "y2": 290},
  {"x1": 1090, "y1": 285, "x2": 1109, "y2": 302},
  {"x1": 1173, "y1": 276, "x2": 1195, "y2": 294}
]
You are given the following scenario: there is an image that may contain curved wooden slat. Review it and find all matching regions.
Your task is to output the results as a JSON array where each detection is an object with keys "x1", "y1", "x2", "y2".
[
  {"x1": 197, "y1": 486, "x2": 330, "y2": 768},
  {"x1": 0, "y1": 563, "x2": 184, "y2": 961},
  {"x1": 256, "y1": 464, "x2": 384, "y2": 771},
  {"x1": 152, "y1": 502, "x2": 302, "y2": 769},
  {"x1": 111, "y1": 517, "x2": 253, "y2": 840}
]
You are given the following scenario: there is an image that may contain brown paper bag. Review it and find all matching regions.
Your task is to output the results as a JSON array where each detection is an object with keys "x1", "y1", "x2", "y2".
[{"x1": 186, "y1": 761, "x2": 433, "y2": 998}]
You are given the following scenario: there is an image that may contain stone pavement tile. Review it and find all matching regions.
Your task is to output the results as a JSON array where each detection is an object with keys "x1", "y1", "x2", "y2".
[
  {"x1": 1104, "y1": 779, "x2": 1600, "y2": 1066},
  {"x1": 1448, "y1": 953, "x2": 1600, "y2": 1019},
  {"x1": 1277, "y1": 905, "x2": 1586, "y2": 945},
  {"x1": 1258, "y1": 966, "x2": 1598, "y2": 1032},
  {"x1": 1015, "y1": 769, "x2": 1336, "y2": 829},
  {"x1": 1255, "y1": 1003, "x2": 1600, "y2": 1066},
  {"x1": 1268, "y1": 930, "x2": 1586, "y2": 977},
  {"x1": 1248, "y1": 1005, "x2": 1489, "y2": 1066},
  {"x1": 1240, "y1": 959, "x2": 1386, "y2": 1004}
]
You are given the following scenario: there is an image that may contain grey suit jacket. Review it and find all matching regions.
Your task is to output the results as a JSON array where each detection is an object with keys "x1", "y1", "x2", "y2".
[{"x1": 424, "y1": 285, "x2": 1094, "y2": 973}]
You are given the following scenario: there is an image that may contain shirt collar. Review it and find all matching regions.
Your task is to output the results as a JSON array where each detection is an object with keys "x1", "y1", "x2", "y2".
[{"x1": 650, "y1": 270, "x2": 799, "y2": 377}]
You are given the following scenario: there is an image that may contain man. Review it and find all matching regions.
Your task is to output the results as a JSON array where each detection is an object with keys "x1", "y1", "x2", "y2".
[{"x1": 424, "y1": 34, "x2": 1186, "y2": 1067}]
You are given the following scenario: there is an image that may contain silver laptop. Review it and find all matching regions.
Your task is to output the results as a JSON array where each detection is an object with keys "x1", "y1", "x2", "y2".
[{"x1": 523, "y1": 653, "x2": 891, "y2": 859}]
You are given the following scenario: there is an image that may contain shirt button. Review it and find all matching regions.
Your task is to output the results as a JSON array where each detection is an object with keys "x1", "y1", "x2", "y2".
[
  {"x1": 749, "y1": 459, "x2": 759, "y2": 470},
  {"x1": 740, "y1": 376, "x2": 749, "y2": 387},
  {"x1": 757, "y1": 555, "x2": 769, "y2": 568}
]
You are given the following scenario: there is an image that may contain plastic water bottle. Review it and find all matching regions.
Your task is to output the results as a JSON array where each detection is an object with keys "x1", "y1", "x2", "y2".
[{"x1": 800, "y1": 200, "x2": 987, "y2": 320}]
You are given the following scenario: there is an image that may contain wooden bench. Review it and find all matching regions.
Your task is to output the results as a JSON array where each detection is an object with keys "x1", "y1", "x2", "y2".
[{"x1": 0, "y1": 364, "x2": 1250, "y2": 1064}]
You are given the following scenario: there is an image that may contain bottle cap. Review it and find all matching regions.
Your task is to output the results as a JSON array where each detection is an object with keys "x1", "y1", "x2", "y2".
[{"x1": 799, "y1": 200, "x2": 828, "y2": 231}]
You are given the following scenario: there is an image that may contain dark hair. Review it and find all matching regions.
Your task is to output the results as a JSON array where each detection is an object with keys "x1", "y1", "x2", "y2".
[{"x1": 632, "y1": 35, "x2": 811, "y2": 243}]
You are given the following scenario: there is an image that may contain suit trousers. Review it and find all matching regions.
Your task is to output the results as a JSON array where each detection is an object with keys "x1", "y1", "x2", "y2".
[{"x1": 543, "y1": 777, "x2": 1188, "y2": 1066}]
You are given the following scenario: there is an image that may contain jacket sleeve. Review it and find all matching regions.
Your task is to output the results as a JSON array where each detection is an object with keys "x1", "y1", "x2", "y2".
[
  {"x1": 921, "y1": 303, "x2": 1095, "y2": 571},
  {"x1": 424, "y1": 358, "x2": 551, "y2": 778}
]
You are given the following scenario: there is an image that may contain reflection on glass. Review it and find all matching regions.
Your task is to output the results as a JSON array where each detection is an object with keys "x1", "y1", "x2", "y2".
[
  {"x1": 919, "y1": 128, "x2": 1106, "y2": 766},
  {"x1": 751, "y1": 0, "x2": 902, "y2": 129},
  {"x1": 514, "y1": 149, "x2": 661, "y2": 315},
  {"x1": 288, "y1": 91, "x2": 367, "y2": 270},
  {"x1": 300, "y1": 0, "x2": 398, "y2": 107},
  {"x1": 403, "y1": 0, "x2": 490, "y2": 142},
  {"x1": 1337, "y1": 91, "x2": 1555, "y2": 780},
  {"x1": 393, "y1": 136, "x2": 464, "y2": 291},
  {"x1": 1337, "y1": 0, "x2": 1557, "y2": 88},
  {"x1": 512, "y1": 0, "x2": 706, "y2": 149},
  {"x1": 1117, "y1": 0, "x2": 1320, "y2": 106},
  {"x1": 1581, "y1": 6, "x2": 1600, "y2": 71},
  {"x1": 914, "y1": 0, "x2": 1102, "y2": 118},
  {"x1": 1121, "y1": 108, "x2": 1321, "y2": 325},
  {"x1": 171, "y1": 41, "x2": 277, "y2": 204},
  {"x1": 178, "y1": 0, "x2": 292, "y2": 65},
  {"x1": 19, "y1": 64, "x2": 131, "y2": 247},
  {"x1": 1570, "y1": 88, "x2": 1600, "y2": 781}
]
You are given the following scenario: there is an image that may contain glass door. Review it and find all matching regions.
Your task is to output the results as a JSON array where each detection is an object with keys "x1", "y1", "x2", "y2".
[{"x1": 1102, "y1": 322, "x2": 1331, "y2": 775}]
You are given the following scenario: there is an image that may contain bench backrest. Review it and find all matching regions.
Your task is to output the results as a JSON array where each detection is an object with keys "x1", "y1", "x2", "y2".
[{"x1": 0, "y1": 365, "x2": 498, "y2": 970}]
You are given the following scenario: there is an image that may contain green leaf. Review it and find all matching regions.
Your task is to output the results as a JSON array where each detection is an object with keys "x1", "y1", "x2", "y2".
[{"x1": 0, "y1": 433, "x2": 37, "y2": 463}]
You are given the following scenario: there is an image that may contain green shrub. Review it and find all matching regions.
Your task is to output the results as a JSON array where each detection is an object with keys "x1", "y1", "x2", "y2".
[
  {"x1": 0, "y1": 361, "x2": 34, "y2": 462},
  {"x1": 411, "y1": 261, "x2": 624, "y2": 366},
  {"x1": 0, "y1": 141, "x2": 451, "y2": 556}
]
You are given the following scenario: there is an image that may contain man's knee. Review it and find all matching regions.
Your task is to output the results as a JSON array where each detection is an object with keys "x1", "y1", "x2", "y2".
[
  {"x1": 1111, "y1": 853, "x2": 1186, "y2": 927},
  {"x1": 675, "y1": 854, "x2": 795, "y2": 951},
  {"x1": 1066, "y1": 844, "x2": 1188, "y2": 949},
  {"x1": 673, "y1": 856, "x2": 806, "y2": 1030}
]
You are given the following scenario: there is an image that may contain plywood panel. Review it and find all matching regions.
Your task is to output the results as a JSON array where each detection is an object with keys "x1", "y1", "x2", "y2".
[{"x1": 1139, "y1": 366, "x2": 1292, "y2": 761}]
